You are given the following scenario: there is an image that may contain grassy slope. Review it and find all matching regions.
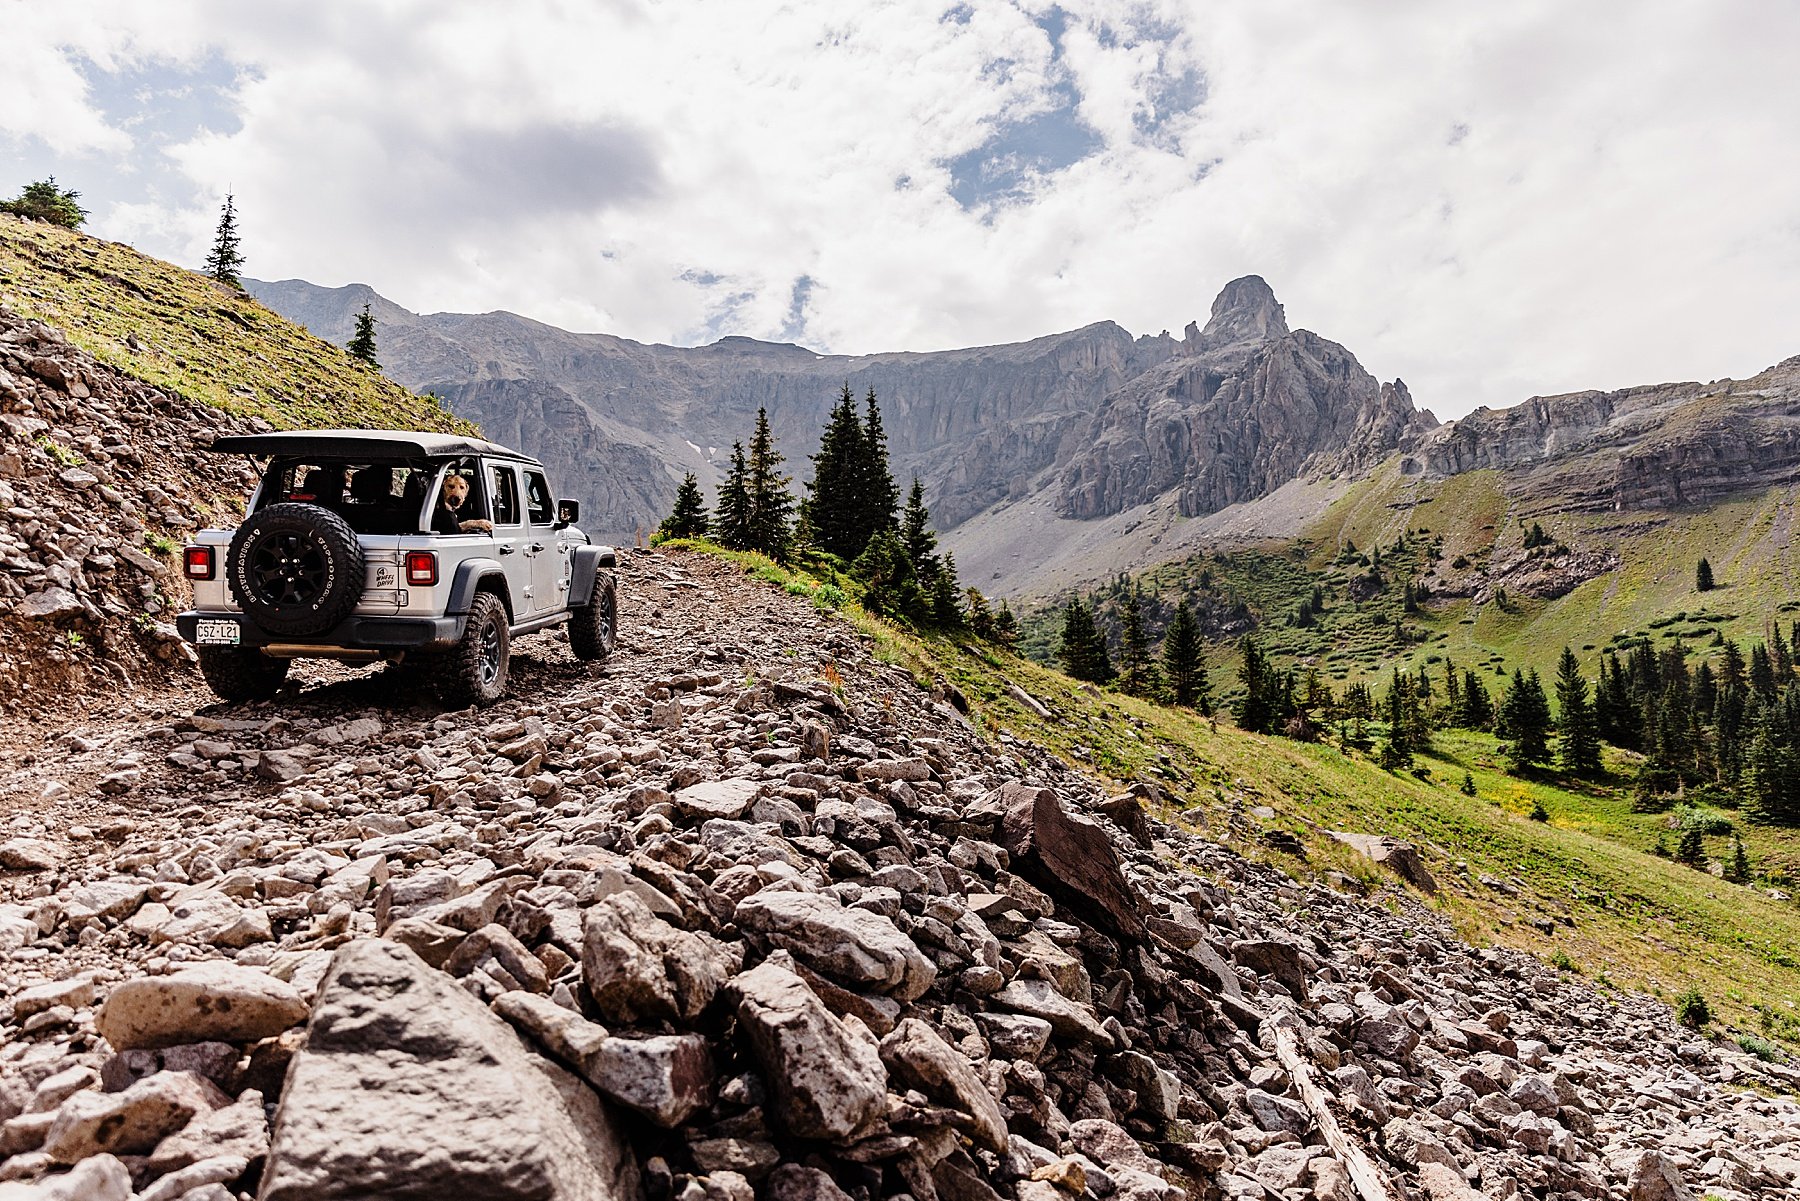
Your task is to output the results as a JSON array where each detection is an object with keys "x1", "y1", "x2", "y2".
[
  {"x1": 675, "y1": 542, "x2": 1800, "y2": 1049},
  {"x1": 1306, "y1": 464, "x2": 1800, "y2": 683},
  {"x1": 0, "y1": 215, "x2": 476, "y2": 435}
]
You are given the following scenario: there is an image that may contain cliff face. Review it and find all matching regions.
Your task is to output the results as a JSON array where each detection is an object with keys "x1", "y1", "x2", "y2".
[
  {"x1": 1055, "y1": 279, "x2": 1436, "y2": 519},
  {"x1": 1410, "y1": 356, "x2": 1800, "y2": 511},
  {"x1": 249, "y1": 276, "x2": 1433, "y2": 551}
]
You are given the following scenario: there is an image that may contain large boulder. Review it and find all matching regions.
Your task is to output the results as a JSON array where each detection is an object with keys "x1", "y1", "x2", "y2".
[
  {"x1": 259, "y1": 939, "x2": 639, "y2": 1201},
  {"x1": 734, "y1": 889, "x2": 936, "y2": 1001},
  {"x1": 728, "y1": 958, "x2": 887, "y2": 1141},
  {"x1": 996, "y1": 783, "x2": 1146, "y2": 940},
  {"x1": 1327, "y1": 832, "x2": 1438, "y2": 894}
]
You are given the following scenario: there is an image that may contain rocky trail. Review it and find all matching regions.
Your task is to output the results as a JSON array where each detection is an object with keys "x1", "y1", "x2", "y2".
[{"x1": 0, "y1": 547, "x2": 1790, "y2": 1201}]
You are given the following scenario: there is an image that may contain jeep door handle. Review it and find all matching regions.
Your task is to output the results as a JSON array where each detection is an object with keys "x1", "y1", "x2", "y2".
[
  {"x1": 529, "y1": 543, "x2": 545, "y2": 552},
  {"x1": 498, "y1": 545, "x2": 517, "y2": 555}
]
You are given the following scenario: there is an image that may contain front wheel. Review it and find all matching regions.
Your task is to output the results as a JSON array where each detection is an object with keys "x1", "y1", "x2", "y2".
[
  {"x1": 429, "y1": 591, "x2": 511, "y2": 707},
  {"x1": 197, "y1": 647, "x2": 291, "y2": 703},
  {"x1": 569, "y1": 575, "x2": 617, "y2": 661}
]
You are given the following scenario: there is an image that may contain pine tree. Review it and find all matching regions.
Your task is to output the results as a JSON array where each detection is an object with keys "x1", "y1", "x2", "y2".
[
  {"x1": 803, "y1": 385, "x2": 869, "y2": 559},
  {"x1": 347, "y1": 302, "x2": 379, "y2": 367},
  {"x1": 1501, "y1": 668, "x2": 1553, "y2": 772},
  {"x1": 1724, "y1": 832, "x2": 1751, "y2": 883},
  {"x1": 1676, "y1": 825, "x2": 1705, "y2": 867},
  {"x1": 901, "y1": 478, "x2": 938, "y2": 578},
  {"x1": 1460, "y1": 772, "x2": 1477, "y2": 796},
  {"x1": 1057, "y1": 600, "x2": 1113, "y2": 683},
  {"x1": 1554, "y1": 647, "x2": 1602, "y2": 776},
  {"x1": 714, "y1": 442, "x2": 752, "y2": 550},
  {"x1": 1, "y1": 177, "x2": 87, "y2": 228},
  {"x1": 657, "y1": 472, "x2": 710, "y2": 541},
  {"x1": 857, "y1": 388, "x2": 899, "y2": 540},
  {"x1": 1162, "y1": 599, "x2": 1208, "y2": 711},
  {"x1": 1117, "y1": 592, "x2": 1153, "y2": 697},
  {"x1": 993, "y1": 602, "x2": 1019, "y2": 649},
  {"x1": 930, "y1": 553, "x2": 964, "y2": 628},
  {"x1": 204, "y1": 194, "x2": 246, "y2": 285},
  {"x1": 1459, "y1": 669, "x2": 1494, "y2": 729},
  {"x1": 853, "y1": 529, "x2": 924, "y2": 620},
  {"x1": 745, "y1": 407, "x2": 794, "y2": 559},
  {"x1": 1235, "y1": 637, "x2": 1273, "y2": 733},
  {"x1": 1695, "y1": 558, "x2": 1715, "y2": 592}
]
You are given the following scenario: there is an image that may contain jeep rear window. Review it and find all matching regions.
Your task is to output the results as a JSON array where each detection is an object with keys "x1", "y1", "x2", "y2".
[{"x1": 257, "y1": 459, "x2": 436, "y2": 535}]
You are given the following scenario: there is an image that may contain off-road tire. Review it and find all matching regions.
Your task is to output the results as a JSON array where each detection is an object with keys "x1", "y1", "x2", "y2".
[
  {"x1": 569, "y1": 575, "x2": 617, "y2": 661},
  {"x1": 197, "y1": 647, "x2": 291, "y2": 702},
  {"x1": 226, "y1": 502, "x2": 365, "y2": 637},
  {"x1": 429, "y1": 591, "x2": 510, "y2": 707}
]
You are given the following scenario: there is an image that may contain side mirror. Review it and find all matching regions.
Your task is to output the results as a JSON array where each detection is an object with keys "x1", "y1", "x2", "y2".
[{"x1": 555, "y1": 499, "x2": 581, "y2": 527}]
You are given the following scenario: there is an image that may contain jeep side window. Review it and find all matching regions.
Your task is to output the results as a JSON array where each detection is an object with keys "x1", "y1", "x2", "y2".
[
  {"x1": 525, "y1": 471, "x2": 554, "y2": 525},
  {"x1": 490, "y1": 465, "x2": 522, "y2": 526}
]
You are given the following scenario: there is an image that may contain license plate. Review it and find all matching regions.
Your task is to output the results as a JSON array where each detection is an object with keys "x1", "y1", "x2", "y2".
[{"x1": 195, "y1": 619, "x2": 241, "y2": 646}]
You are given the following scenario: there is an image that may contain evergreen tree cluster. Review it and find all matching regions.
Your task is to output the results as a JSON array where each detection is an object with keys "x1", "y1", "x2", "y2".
[
  {"x1": 1, "y1": 178, "x2": 87, "y2": 228},
  {"x1": 654, "y1": 387, "x2": 995, "y2": 636},
  {"x1": 1594, "y1": 621, "x2": 1800, "y2": 825}
]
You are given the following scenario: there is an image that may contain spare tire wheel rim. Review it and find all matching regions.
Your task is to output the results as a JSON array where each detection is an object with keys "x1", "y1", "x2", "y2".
[
  {"x1": 479, "y1": 616, "x2": 503, "y2": 685},
  {"x1": 245, "y1": 529, "x2": 335, "y2": 610}
]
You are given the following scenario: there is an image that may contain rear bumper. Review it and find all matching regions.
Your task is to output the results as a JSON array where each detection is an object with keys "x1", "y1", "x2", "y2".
[{"x1": 177, "y1": 611, "x2": 467, "y2": 655}]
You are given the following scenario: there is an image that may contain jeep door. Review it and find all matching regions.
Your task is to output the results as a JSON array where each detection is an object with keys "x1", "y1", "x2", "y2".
[
  {"x1": 486, "y1": 461, "x2": 534, "y2": 618},
  {"x1": 522, "y1": 468, "x2": 571, "y2": 616}
]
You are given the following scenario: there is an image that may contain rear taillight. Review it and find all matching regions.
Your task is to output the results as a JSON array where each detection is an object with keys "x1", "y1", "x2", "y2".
[
  {"x1": 405, "y1": 551, "x2": 438, "y2": 586},
  {"x1": 183, "y1": 546, "x2": 215, "y2": 580}
]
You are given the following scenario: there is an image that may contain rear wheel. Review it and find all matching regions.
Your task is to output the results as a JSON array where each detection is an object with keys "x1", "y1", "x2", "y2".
[
  {"x1": 197, "y1": 647, "x2": 290, "y2": 703},
  {"x1": 569, "y1": 575, "x2": 617, "y2": 661},
  {"x1": 428, "y1": 591, "x2": 510, "y2": 707}
]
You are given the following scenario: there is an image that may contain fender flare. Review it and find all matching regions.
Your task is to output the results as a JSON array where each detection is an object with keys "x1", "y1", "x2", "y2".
[
  {"x1": 567, "y1": 545, "x2": 615, "y2": 608},
  {"x1": 447, "y1": 558, "x2": 510, "y2": 617}
]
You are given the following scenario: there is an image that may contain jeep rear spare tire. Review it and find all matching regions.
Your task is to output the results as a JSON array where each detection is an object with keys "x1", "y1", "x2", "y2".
[{"x1": 226, "y1": 502, "x2": 365, "y2": 637}]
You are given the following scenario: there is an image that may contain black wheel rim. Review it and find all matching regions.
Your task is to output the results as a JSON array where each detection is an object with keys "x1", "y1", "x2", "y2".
[
  {"x1": 250, "y1": 532, "x2": 328, "y2": 606},
  {"x1": 479, "y1": 618, "x2": 503, "y2": 686},
  {"x1": 603, "y1": 590, "x2": 616, "y2": 645}
]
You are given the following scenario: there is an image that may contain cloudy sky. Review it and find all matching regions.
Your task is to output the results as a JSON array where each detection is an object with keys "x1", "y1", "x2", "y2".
[{"x1": 5, "y1": 0, "x2": 1798, "y2": 417}]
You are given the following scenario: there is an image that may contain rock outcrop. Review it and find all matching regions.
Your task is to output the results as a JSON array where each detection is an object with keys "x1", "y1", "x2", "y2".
[{"x1": 1410, "y1": 355, "x2": 1800, "y2": 512}]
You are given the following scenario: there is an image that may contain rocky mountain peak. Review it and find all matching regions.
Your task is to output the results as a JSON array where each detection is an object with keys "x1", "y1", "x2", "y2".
[{"x1": 1191, "y1": 274, "x2": 1289, "y2": 350}]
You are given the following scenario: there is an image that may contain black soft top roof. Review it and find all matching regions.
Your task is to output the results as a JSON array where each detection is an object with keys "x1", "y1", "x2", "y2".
[{"x1": 210, "y1": 429, "x2": 538, "y2": 465}]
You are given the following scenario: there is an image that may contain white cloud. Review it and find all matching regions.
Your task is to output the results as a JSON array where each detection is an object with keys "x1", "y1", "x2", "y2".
[{"x1": 2, "y1": 0, "x2": 1798, "y2": 417}]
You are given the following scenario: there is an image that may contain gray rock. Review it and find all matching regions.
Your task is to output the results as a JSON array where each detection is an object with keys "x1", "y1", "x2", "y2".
[
  {"x1": 582, "y1": 892, "x2": 740, "y2": 1024},
  {"x1": 97, "y1": 962, "x2": 309, "y2": 1050},
  {"x1": 729, "y1": 958, "x2": 886, "y2": 1141},
  {"x1": 992, "y1": 977, "x2": 1111, "y2": 1045},
  {"x1": 879, "y1": 1018, "x2": 1008, "y2": 1152},
  {"x1": 19, "y1": 589, "x2": 81, "y2": 622},
  {"x1": 148, "y1": 1088, "x2": 270, "y2": 1173},
  {"x1": 674, "y1": 778, "x2": 763, "y2": 820},
  {"x1": 42, "y1": 1070, "x2": 228, "y2": 1162},
  {"x1": 975, "y1": 1012, "x2": 1052, "y2": 1059},
  {"x1": 734, "y1": 889, "x2": 936, "y2": 1001},
  {"x1": 1627, "y1": 1150, "x2": 1694, "y2": 1201},
  {"x1": 495, "y1": 991, "x2": 713, "y2": 1127},
  {"x1": 0, "y1": 1153, "x2": 131, "y2": 1200},
  {"x1": 765, "y1": 1164, "x2": 856, "y2": 1201},
  {"x1": 259, "y1": 939, "x2": 639, "y2": 1201}
]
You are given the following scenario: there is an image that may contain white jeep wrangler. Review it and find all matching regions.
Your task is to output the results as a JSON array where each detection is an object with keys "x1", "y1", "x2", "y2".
[{"x1": 176, "y1": 430, "x2": 618, "y2": 707}]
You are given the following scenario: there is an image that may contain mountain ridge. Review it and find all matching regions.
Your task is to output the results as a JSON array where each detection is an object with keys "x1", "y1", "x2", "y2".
[{"x1": 247, "y1": 276, "x2": 1433, "y2": 557}]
